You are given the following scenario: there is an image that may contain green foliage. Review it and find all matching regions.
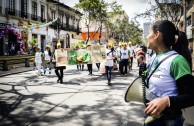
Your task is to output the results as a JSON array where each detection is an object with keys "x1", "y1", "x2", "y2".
[
  {"x1": 107, "y1": 18, "x2": 143, "y2": 45},
  {"x1": 27, "y1": 36, "x2": 37, "y2": 48},
  {"x1": 134, "y1": 0, "x2": 183, "y2": 27},
  {"x1": 75, "y1": 0, "x2": 122, "y2": 43}
]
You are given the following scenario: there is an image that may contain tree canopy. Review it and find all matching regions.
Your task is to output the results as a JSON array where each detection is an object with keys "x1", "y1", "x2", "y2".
[{"x1": 134, "y1": 0, "x2": 183, "y2": 28}]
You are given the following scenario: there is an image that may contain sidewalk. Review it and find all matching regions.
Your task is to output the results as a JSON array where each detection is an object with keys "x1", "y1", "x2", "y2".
[{"x1": 0, "y1": 62, "x2": 34, "y2": 77}]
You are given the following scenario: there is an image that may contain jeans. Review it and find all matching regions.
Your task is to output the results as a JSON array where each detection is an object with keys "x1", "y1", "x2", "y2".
[
  {"x1": 105, "y1": 66, "x2": 113, "y2": 82},
  {"x1": 144, "y1": 115, "x2": 184, "y2": 126}
]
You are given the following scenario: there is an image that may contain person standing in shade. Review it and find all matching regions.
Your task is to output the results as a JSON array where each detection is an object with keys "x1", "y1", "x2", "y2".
[
  {"x1": 120, "y1": 43, "x2": 130, "y2": 76},
  {"x1": 35, "y1": 47, "x2": 42, "y2": 76},
  {"x1": 105, "y1": 42, "x2": 116, "y2": 85},
  {"x1": 43, "y1": 45, "x2": 52, "y2": 74},
  {"x1": 53, "y1": 43, "x2": 66, "y2": 83}
]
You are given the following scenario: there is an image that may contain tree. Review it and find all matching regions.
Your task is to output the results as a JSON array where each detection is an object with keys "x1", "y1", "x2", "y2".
[
  {"x1": 75, "y1": 0, "x2": 122, "y2": 44},
  {"x1": 107, "y1": 18, "x2": 143, "y2": 45},
  {"x1": 134, "y1": 0, "x2": 183, "y2": 27}
]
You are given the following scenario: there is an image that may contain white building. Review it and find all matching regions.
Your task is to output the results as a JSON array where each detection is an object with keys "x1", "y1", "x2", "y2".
[{"x1": 143, "y1": 22, "x2": 151, "y2": 40}]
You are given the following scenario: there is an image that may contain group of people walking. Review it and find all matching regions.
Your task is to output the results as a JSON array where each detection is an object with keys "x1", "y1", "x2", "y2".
[{"x1": 33, "y1": 19, "x2": 194, "y2": 126}]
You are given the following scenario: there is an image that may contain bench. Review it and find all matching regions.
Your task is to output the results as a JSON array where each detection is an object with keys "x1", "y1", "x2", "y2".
[{"x1": 0, "y1": 55, "x2": 35, "y2": 71}]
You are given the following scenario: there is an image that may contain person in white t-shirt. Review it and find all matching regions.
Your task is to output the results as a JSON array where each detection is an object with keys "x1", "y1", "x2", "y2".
[
  {"x1": 105, "y1": 42, "x2": 116, "y2": 85},
  {"x1": 35, "y1": 48, "x2": 42, "y2": 76},
  {"x1": 43, "y1": 45, "x2": 52, "y2": 74},
  {"x1": 120, "y1": 43, "x2": 130, "y2": 76}
]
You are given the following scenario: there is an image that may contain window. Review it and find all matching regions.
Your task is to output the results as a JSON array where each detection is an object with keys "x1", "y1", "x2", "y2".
[
  {"x1": 187, "y1": 16, "x2": 191, "y2": 26},
  {"x1": 41, "y1": 5, "x2": 45, "y2": 22},
  {"x1": 59, "y1": 14, "x2": 63, "y2": 25},
  {"x1": 8, "y1": 0, "x2": 15, "y2": 14},
  {"x1": 32, "y1": 1, "x2": 37, "y2": 19},
  {"x1": 21, "y1": 0, "x2": 27, "y2": 18},
  {"x1": 52, "y1": 11, "x2": 55, "y2": 20}
]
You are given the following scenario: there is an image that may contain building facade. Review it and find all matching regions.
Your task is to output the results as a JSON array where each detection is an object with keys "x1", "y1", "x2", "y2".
[
  {"x1": 0, "y1": 0, "x2": 82, "y2": 56},
  {"x1": 179, "y1": 0, "x2": 194, "y2": 70}
]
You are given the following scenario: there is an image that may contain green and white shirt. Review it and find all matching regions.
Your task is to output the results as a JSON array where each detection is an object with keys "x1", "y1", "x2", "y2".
[{"x1": 146, "y1": 50, "x2": 191, "y2": 99}]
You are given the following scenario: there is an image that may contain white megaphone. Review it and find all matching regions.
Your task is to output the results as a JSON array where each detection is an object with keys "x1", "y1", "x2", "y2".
[
  {"x1": 125, "y1": 77, "x2": 146, "y2": 103},
  {"x1": 124, "y1": 77, "x2": 162, "y2": 124}
]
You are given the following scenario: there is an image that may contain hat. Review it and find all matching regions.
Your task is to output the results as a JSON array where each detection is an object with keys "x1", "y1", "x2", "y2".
[
  {"x1": 128, "y1": 42, "x2": 132, "y2": 45},
  {"x1": 108, "y1": 41, "x2": 113, "y2": 47},
  {"x1": 87, "y1": 42, "x2": 91, "y2": 46},
  {"x1": 46, "y1": 45, "x2": 50, "y2": 48},
  {"x1": 119, "y1": 42, "x2": 122, "y2": 46},
  {"x1": 124, "y1": 42, "x2": 127, "y2": 46},
  {"x1": 57, "y1": 43, "x2": 61, "y2": 47}
]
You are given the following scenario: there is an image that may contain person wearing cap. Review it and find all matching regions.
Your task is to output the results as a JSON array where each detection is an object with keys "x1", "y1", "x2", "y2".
[
  {"x1": 105, "y1": 42, "x2": 116, "y2": 85},
  {"x1": 53, "y1": 43, "x2": 66, "y2": 83},
  {"x1": 120, "y1": 42, "x2": 130, "y2": 76},
  {"x1": 42, "y1": 45, "x2": 52, "y2": 74}
]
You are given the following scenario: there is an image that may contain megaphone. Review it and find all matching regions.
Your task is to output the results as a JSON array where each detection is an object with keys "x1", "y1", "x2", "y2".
[
  {"x1": 125, "y1": 77, "x2": 147, "y2": 103},
  {"x1": 124, "y1": 77, "x2": 162, "y2": 124}
]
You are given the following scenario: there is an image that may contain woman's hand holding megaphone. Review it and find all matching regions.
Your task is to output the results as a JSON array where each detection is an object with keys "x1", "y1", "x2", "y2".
[
  {"x1": 136, "y1": 48, "x2": 146, "y2": 63},
  {"x1": 144, "y1": 96, "x2": 170, "y2": 122}
]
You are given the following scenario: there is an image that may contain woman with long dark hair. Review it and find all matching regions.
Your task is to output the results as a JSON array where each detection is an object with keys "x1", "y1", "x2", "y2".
[{"x1": 136, "y1": 20, "x2": 194, "y2": 126}]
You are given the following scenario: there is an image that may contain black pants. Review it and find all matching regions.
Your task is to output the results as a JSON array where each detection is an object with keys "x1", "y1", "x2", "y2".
[
  {"x1": 55, "y1": 66, "x2": 65, "y2": 83},
  {"x1": 77, "y1": 64, "x2": 84, "y2": 70},
  {"x1": 96, "y1": 63, "x2": 100, "y2": 70},
  {"x1": 120, "y1": 59, "x2": 128, "y2": 75},
  {"x1": 87, "y1": 64, "x2": 92, "y2": 75},
  {"x1": 130, "y1": 57, "x2": 133, "y2": 69}
]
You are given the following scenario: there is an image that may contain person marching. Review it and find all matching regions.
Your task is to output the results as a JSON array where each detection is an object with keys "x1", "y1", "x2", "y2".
[
  {"x1": 120, "y1": 42, "x2": 130, "y2": 76},
  {"x1": 35, "y1": 47, "x2": 42, "y2": 76},
  {"x1": 116, "y1": 42, "x2": 123, "y2": 73},
  {"x1": 53, "y1": 43, "x2": 66, "y2": 83},
  {"x1": 43, "y1": 45, "x2": 52, "y2": 74},
  {"x1": 105, "y1": 42, "x2": 116, "y2": 85}
]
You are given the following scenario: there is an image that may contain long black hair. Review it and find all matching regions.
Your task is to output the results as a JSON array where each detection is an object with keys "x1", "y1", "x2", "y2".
[
  {"x1": 172, "y1": 31, "x2": 192, "y2": 70},
  {"x1": 152, "y1": 20, "x2": 192, "y2": 70},
  {"x1": 152, "y1": 20, "x2": 177, "y2": 48}
]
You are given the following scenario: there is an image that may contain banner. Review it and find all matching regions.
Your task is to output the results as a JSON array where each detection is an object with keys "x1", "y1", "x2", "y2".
[
  {"x1": 55, "y1": 44, "x2": 107, "y2": 65},
  {"x1": 89, "y1": 45, "x2": 106, "y2": 63},
  {"x1": 56, "y1": 49, "x2": 68, "y2": 67}
]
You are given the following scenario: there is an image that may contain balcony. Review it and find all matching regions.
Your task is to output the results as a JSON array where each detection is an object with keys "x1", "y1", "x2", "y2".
[{"x1": 5, "y1": 8, "x2": 45, "y2": 23}]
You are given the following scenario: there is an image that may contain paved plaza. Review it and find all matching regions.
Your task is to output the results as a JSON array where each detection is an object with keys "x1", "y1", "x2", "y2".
[{"x1": 0, "y1": 63, "x2": 194, "y2": 126}]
